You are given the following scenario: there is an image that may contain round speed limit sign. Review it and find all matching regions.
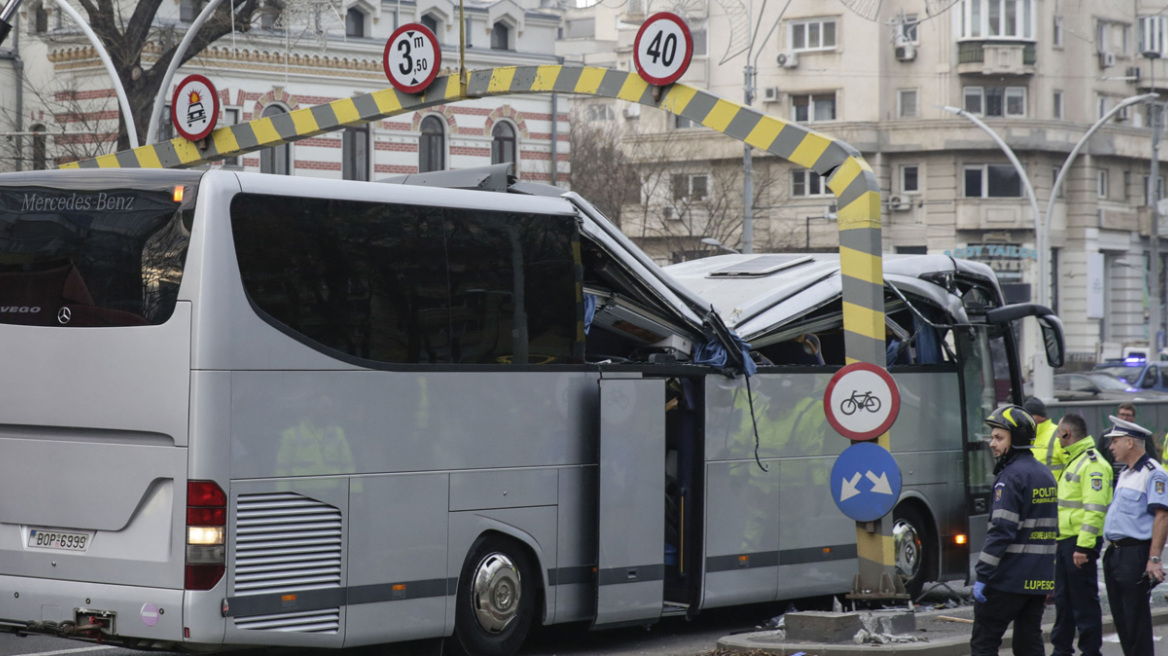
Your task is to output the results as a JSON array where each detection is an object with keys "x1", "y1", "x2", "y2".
[
  {"x1": 633, "y1": 12, "x2": 693, "y2": 86},
  {"x1": 384, "y1": 23, "x2": 441, "y2": 94}
]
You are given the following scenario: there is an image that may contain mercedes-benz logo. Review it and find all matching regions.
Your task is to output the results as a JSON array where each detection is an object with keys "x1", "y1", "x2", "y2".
[{"x1": 57, "y1": 307, "x2": 72, "y2": 324}]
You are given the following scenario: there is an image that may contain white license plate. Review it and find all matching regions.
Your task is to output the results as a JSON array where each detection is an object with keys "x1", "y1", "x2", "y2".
[{"x1": 27, "y1": 529, "x2": 91, "y2": 552}]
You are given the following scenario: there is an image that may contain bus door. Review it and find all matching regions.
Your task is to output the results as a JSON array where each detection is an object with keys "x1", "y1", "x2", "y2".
[{"x1": 593, "y1": 376, "x2": 665, "y2": 628}]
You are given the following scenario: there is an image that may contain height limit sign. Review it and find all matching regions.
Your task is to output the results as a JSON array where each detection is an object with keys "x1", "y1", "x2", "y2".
[
  {"x1": 633, "y1": 12, "x2": 693, "y2": 86},
  {"x1": 384, "y1": 23, "x2": 441, "y2": 94}
]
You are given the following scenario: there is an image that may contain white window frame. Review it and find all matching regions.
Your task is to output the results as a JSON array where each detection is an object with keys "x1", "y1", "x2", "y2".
[
  {"x1": 900, "y1": 14, "x2": 920, "y2": 44},
  {"x1": 791, "y1": 169, "x2": 830, "y2": 197},
  {"x1": 900, "y1": 164, "x2": 920, "y2": 193},
  {"x1": 672, "y1": 173, "x2": 709, "y2": 202},
  {"x1": 1053, "y1": 15, "x2": 1063, "y2": 47},
  {"x1": 962, "y1": 85, "x2": 1027, "y2": 117},
  {"x1": 959, "y1": 0, "x2": 1036, "y2": 40},
  {"x1": 790, "y1": 93, "x2": 837, "y2": 122},
  {"x1": 788, "y1": 18, "x2": 837, "y2": 52},
  {"x1": 1098, "y1": 169, "x2": 1109, "y2": 199},
  {"x1": 897, "y1": 89, "x2": 918, "y2": 118},
  {"x1": 222, "y1": 107, "x2": 242, "y2": 168}
]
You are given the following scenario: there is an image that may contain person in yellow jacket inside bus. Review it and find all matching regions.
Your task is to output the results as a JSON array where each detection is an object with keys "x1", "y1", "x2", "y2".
[
  {"x1": 1050, "y1": 412, "x2": 1112, "y2": 656},
  {"x1": 1025, "y1": 397, "x2": 1065, "y2": 478}
]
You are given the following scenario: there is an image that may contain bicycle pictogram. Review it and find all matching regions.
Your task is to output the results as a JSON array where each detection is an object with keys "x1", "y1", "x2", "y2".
[{"x1": 839, "y1": 390, "x2": 882, "y2": 416}]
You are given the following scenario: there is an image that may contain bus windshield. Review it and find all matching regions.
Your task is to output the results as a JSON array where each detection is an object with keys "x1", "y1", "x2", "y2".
[{"x1": 0, "y1": 181, "x2": 194, "y2": 327}]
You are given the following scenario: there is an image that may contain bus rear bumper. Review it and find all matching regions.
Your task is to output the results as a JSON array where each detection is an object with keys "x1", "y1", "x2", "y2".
[{"x1": 0, "y1": 574, "x2": 185, "y2": 648}]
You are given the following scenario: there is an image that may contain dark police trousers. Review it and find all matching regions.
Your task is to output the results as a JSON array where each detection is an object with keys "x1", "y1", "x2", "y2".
[
  {"x1": 970, "y1": 586, "x2": 1046, "y2": 656},
  {"x1": 1103, "y1": 540, "x2": 1155, "y2": 656},
  {"x1": 1051, "y1": 538, "x2": 1103, "y2": 656}
]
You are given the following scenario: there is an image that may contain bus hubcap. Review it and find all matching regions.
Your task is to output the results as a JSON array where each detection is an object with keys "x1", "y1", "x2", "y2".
[
  {"x1": 471, "y1": 553, "x2": 521, "y2": 634},
  {"x1": 893, "y1": 518, "x2": 921, "y2": 582}
]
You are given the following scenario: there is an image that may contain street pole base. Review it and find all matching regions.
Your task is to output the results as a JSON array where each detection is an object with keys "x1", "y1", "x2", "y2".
[{"x1": 846, "y1": 572, "x2": 911, "y2": 603}]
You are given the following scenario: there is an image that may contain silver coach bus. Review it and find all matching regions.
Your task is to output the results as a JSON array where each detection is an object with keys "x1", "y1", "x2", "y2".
[{"x1": 0, "y1": 168, "x2": 1062, "y2": 655}]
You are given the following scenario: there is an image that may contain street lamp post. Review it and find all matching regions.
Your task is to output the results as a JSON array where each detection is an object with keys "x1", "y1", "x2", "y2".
[{"x1": 942, "y1": 106, "x2": 1049, "y2": 400}]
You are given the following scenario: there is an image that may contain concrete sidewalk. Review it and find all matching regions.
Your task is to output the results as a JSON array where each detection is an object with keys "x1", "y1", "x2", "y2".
[{"x1": 716, "y1": 605, "x2": 1168, "y2": 655}]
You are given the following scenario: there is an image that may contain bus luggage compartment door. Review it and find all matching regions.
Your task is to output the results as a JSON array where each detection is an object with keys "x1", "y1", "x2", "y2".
[{"x1": 593, "y1": 377, "x2": 665, "y2": 629}]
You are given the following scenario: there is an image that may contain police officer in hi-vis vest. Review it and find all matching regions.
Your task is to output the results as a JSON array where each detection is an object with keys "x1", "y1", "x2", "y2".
[
  {"x1": 1051, "y1": 412, "x2": 1112, "y2": 656},
  {"x1": 1102, "y1": 415, "x2": 1168, "y2": 656},
  {"x1": 970, "y1": 405, "x2": 1058, "y2": 656}
]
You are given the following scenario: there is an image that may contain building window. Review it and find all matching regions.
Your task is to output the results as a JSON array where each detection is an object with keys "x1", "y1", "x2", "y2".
[
  {"x1": 421, "y1": 14, "x2": 440, "y2": 41},
  {"x1": 345, "y1": 7, "x2": 365, "y2": 37},
  {"x1": 260, "y1": 105, "x2": 290, "y2": 175},
  {"x1": 672, "y1": 173, "x2": 708, "y2": 201},
  {"x1": 223, "y1": 107, "x2": 241, "y2": 167},
  {"x1": 1124, "y1": 170, "x2": 1132, "y2": 200},
  {"x1": 1098, "y1": 169, "x2": 1109, "y2": 199},
  {"x1": 789, "y1": 18, "x2": 837, "y2": 51},
  {"x1": 691, "y1": 24, "x2": 708, "y2": 56},
  {"x1": 1144, "y1": 175, "x2": 1166, "y2": 205},
  {"x1": 179, "y1": 0, "x2": 207, "y2": 22},
  {"x1": 959, "y1": 0, "x2": 1036, "y2": 39},
  {"x1": 343, "y1": 125, "x2": 369, "y2": 181},
  {"x1": 791, "y1": 93, "x2": 836, "y2": 122},
  {"x1": 260, "y1": 0, "x2": 283, "y2": 29},
  {"x1": 1053, "y1": 90, "x2": 1063, "y2": 119},
  {"x1": 963, "y1": 86, "x2": 1026, "y2": 117},
  {"x1": 1097, "y1": 94, "x2": 1109, "y2": 120},
  {"x1": 1053, "y1": 16, "x2": 1063, "y2": 47},
  {"x1": 964, "y1": 164, "x2": 1022, "y2": 198},
  {"x1": 30, "y1": 124, "x2": 47, "y2": 170},
  {"x1": 1140, "y1": 16, "x2": 1167, "y2": 57},
  {"x1": 586, "y1": 104, "x2": 615, "y2": 121},
  {"x1": 491, "y1": 22, "x2": 510, "y2": 50},
  {"x1": 898, "y1": 89, "x2": 918, "y2": 118},
  {"x1": 1052, "y1": 167, "x2": 1064, "y2": 197},
  {"x1": 670, "y1": 114, "x2": 699, "y2": 129},
  {"x1": 901, "y1": 165, "x2": 920, "y2": 193},
  {"x1": 900, "y1": 14, "x2": 919, "y2": 44},
  {"x1": 31, "y1": 1, "x2": 48, "y2": 33},
  {"x1": 491, "y1": 122, "x2": 516, "y2": 166},
  {"x1": 1097, "y1": 19, "x2": 1131, "y2": 55},
  {"x1": 792, "y1": 169, "x2": 829, "y2": 197},
  {"x1": 419, "y1": 115, "x2": 445, "y2": 173},
  {"x1": 158, "y1": 104, "x2": 174, "y2": 142},
  {"x1": 464, "y1": 17, "x2": 472, "y2": 46}
]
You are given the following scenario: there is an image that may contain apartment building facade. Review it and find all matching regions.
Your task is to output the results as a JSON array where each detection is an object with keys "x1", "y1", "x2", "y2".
[
  {"x1": 560, "y1": 0, "x2": 1168, "y2": 368},
  {"x1": 0, "y1": 0, "x2": 569, "y2": 183}
]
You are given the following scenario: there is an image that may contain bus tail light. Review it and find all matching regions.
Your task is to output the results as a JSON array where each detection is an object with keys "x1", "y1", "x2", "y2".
[
  {"x1": 185, "y1": 480, "x2": 226, "y2": 591},
  {"x1": 955, "y1": 534, "x2": 968, "y2": 545}
]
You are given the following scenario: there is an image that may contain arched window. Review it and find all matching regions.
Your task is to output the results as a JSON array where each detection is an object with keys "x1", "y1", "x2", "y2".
[
  {"x1": 32, "y1": 1, "x2": 48, "y2": 33},
  {"x1": 491, "y1": 22, "x2": 509, "y2": 50},
  {"x1": 421, "y1": 14, "x2": 440, "y2": 41},
  {"x1": 260, "y1": 105, "x2": 290, "y2": 175},
  {"x1": 30, "y1": 124, "x2": 47, "y2": 170},
  {"x1": 345, "y1": 7, "x2": 364, "y2": 37},
  {"x1": 261, "y1": 0, "x2": 283, "y2": 30},
  {"x1": 491, "y1": 121, "x2": 516, "y2": 166},
  {"x1": 418, "y1": 115, "x2": 445, "y2": 173}
]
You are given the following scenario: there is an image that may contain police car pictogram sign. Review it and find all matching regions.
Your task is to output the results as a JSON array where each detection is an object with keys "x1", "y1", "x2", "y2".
[
  {"x1": 831, "y1": 442, "x2": 902, "y2": 522},
  {"x1": 171, "y1": 75, "x2": 219, "y2": 142},
  {"x1": 824, "y1": 362, "x2": 900, "y2": 441},
  {"x1": 384, "y1": 23, "x2": 441, "y2": 94},
  {"x1": 632, "y1": 12, "x2": 693, "y2": 86}
]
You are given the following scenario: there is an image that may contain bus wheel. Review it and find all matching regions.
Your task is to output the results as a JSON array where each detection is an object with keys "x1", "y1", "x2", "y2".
[
  {"x1": 451, "y1": 536, "x2": 536, "y2": 656},
  {"x1": 892, "y1": 504, "x2": 933, "y2": 599}
]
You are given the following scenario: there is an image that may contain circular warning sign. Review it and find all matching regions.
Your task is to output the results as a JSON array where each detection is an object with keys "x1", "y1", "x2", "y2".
[
  {"x1": 632, "y1": 12, "x2": 693, "y2": 86},
  {"x1": 384, "y1": 23, "x2": 441, "y2": 94},
  {"x1": 824, "y1": 362, "x2": 901, "y2": 441},
  {"x1": 171, "y1": 74, "x2": 220, "y2": 142}
]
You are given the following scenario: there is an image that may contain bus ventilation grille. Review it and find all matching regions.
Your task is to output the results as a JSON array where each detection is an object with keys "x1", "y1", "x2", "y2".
[{"x1": 232, "y1": 492, "x2": 343, "y2": 633}]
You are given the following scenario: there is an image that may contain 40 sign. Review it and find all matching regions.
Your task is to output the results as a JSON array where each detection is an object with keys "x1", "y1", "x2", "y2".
[
  {"x1": 633, "y1": 12, "x2": 693, "y2": 86},
  {"x1": 384, "y1": 23, "x2": 441, "y2": 94}
]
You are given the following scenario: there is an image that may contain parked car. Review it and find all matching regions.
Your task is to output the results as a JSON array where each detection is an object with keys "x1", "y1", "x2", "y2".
[{"x1": 1040, "y1": 372, "x2": 1168, "y2": 402}]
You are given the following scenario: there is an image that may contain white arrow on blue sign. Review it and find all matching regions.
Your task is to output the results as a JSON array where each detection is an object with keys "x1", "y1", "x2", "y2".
[{"x1": 830, "y1": 442, "x2": 902, "y2": 522}]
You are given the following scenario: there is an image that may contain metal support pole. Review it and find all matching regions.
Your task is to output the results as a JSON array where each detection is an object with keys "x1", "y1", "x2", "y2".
[
  {"x1": 742, "y1": 64, "x2": 754, "y2": 254},
  {"x1": 1152, "y1": 99, "x2": 1163, "y2": 349},
  {"x1": 52, "y1": 0, "x2": 138, "y2": 148},
  {"x1": 943, "y1": 106, "x2": 1049, "y2": 398},
  {"x1": 146, "y1": 0, "x2": 228, "y2": 145}
]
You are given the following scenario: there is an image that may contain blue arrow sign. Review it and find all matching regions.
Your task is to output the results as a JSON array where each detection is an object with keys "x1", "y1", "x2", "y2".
[{"x1": 830, "y1": 442, "x2": 902, "y2": 522}]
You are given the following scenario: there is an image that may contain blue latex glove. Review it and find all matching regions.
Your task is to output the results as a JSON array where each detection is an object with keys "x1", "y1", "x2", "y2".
[{"x1": 973, "y1": 581, "x2": 987, "y2": 603}]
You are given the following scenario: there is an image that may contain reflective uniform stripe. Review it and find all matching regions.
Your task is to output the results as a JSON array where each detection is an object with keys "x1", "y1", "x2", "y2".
[
  {"x1": 1059, "y1": 500, "x2": 1084, "y2": 509},
  {"x1": 1005, "y1": 543, "x2": 1058, "y2": 555},
  {"x1": 993, "y1": 508, "x2": 1021, "y2": 523},
  {"x1": 1081, "y1": 524, "x2": 1101, "y2": 535},
  {"x1": 1020, "y1": 517, "x2": 1059, "y2": 528},
  {"x1": 1084, "y1": 503, "x2": 1108, "y2": 513},
  {"x1": 979, "y1": 552, "x2": 1001, "y2": 566}
]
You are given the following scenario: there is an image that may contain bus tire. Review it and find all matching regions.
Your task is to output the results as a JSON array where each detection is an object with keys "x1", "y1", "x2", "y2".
[
  {"x1": 892, "y1": 504, "x2": 934, "y2": 599},
  {"x1": 450, "y1": 535, "x2": 537, "y2": 656}
]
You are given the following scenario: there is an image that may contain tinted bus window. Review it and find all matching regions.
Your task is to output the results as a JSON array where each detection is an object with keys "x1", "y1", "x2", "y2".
[
  {"x1": 0, "y1": 186, "x2": 191, "y2": 326},
  {"x1": 231, "y1": 194, "x2": 582, "y2": 366}
]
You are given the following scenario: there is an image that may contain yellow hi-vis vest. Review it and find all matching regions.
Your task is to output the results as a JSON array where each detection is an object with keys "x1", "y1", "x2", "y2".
[
  {"x1": 1034, "y1": 419, "x2": 1065, "y2": 477},
  {"x1": 1056, "y1": 436, "x2": 1113, "y2": 550}
]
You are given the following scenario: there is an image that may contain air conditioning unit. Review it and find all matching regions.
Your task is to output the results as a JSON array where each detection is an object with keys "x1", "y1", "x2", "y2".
[
  {"x1": 777, "y1": 51, "x2": 799, "y2": 69},
  {"x1": 888, "y1": 195, "x2": 912, "y2": 211},
  {"x1": 623, "y1": 103, "x2": 641, "y2": 119},
  {"x1": 895, "y1": 44, "x2": 916, "y2": 62},
  {"x1": 1099, "y1": 51, "x2": 1117, "y2": 68},
  {"x1": 762, "y1": 86, "x2": 780, "y2": 102},
  {"x1": 1126, "y1": 65, "x2": 1142, "y2": 82}
]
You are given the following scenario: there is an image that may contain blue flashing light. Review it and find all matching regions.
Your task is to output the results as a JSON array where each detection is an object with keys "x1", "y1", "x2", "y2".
[{"x1": 1124, "y1": 356, "x2": 1146, "y2": 364}]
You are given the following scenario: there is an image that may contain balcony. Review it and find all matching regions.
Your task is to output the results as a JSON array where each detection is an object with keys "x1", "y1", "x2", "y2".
[{"x1": 957, "y1": 41, "x2": 1036, "y2": 76}]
